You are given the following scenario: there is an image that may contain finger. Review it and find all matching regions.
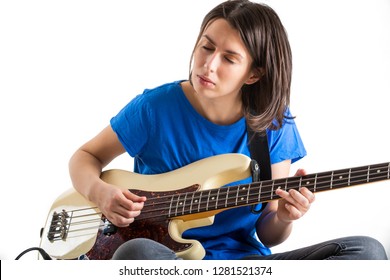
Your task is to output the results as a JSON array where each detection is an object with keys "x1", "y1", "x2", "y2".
[
  {"x1": 294, "y1": 168, "x2": 307, "y2": 177},
  {"x1": 288, "y1": 189, "x2": 311, "y2": 209},
  {"x1": 110, "y1": 204, "x2": 143, "y2": 227},
  {"x1": 101, "y1": 208, "x2": 133, "y2": 228},
  {"x1": 299, "y1": 187, "x2": 315, "y2": 204},
  {"x1": 275, "y1": 188, "x2": 290, "y2": 201},
  {"x1": 113, "y1": 205, "x2": 142, "y2": 218},
  {"x1": 111, "y1": 215, "x2": 135, "y2": 228},
  {"x1": 123, "y1": 190, "x2": 147, "y2": 203},
  {"x1": 276, "y1": 188, "x2": 310, "y2": 211},
  {"x1": 284, "y1": 203, "x2": 303, "y2": 220},
  {"x1": 119, "y1": 191, "x2": 146, "y2": 211}
]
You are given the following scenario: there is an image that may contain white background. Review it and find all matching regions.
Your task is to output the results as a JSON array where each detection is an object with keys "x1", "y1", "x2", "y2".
[{"x1": 0, "y1": 0, "x2": 389, "y2": 261}]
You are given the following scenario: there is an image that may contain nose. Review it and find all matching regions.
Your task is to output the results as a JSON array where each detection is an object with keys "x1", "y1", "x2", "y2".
[{"x1": 204, "y1": 52, "x2": 219, "y2": 73}]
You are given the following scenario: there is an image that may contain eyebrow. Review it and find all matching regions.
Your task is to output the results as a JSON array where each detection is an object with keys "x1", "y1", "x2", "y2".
[{"x1": 202, "y1": 34, "x2": 244, "y2": 59}]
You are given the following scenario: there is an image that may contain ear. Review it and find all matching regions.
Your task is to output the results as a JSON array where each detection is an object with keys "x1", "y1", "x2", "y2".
[{"x1": 244, "y1": 67, "x2": 265, "y2": 85}]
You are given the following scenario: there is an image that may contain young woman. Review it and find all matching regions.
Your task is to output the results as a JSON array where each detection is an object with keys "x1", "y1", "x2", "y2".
[{"x1": 69, "y1": 0, "x2": 387, "y2": 260}]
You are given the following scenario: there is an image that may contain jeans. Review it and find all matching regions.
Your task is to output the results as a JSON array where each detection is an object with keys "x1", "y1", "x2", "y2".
[
  {"x1": 243, "y1": 236, "x2": 388, "y2": 260},
  {"x1": 111, "y1": 236, "x2": 388, "y2": 260}
]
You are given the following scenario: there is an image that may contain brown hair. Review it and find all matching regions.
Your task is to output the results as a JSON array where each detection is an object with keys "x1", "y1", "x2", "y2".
[{"x1": 190, "y1": 0, "x2": 292, "y2": 133}]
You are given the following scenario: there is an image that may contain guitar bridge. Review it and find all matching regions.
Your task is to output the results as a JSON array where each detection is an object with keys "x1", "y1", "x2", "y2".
[{"x1": 47, "y1": 209, "x2": 70, "y2": 242}]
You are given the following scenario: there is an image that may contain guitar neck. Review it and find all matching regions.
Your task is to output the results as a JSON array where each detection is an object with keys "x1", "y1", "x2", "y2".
[{"x1": 167, "y1": 162, "x2": 390, "y2": 218}]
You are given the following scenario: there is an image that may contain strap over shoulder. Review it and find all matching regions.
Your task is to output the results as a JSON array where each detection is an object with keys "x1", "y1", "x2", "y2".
[
  {"x1": 247, "y1": 127, "x2": 271, "y2": 181},
  {"x1": 247, "y1": 126, "x2": 271, "y2": 214}
]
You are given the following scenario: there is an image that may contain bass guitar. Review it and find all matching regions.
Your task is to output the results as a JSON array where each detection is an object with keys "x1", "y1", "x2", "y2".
[{"x1": 39, "y1": 153, "x2": 389, "y2": 260}]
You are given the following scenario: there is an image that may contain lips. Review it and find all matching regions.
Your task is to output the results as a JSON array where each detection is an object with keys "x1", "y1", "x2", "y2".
[{"x1": 198, "y1": 75, "x2": 215, "y2": 85}]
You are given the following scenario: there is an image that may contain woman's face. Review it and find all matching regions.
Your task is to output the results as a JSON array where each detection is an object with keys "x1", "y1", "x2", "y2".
[{"x1": 191, "y1": 18, "x2": 258, "y2": 103}]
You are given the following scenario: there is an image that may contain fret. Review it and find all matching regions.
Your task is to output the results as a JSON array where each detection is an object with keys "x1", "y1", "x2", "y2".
[
  {"x1": 197, "y1": 191, "x2": 203, "y2": 213},
  {"x1": 332, "y1": 168, "x2": 350, "y2": 189},
  {"x1": 257, "y1": 181, "x2": 263, "y2": 203},
  {"x1": 208, "y1": 189, "x2": 217, "y2": 209},
  {"x1": 222, "y1": 186, "x2": 237, "y2": 208},
  {"x1": 175, "y1": 194, "x2": 182, "y2": 217},
  {"x1": 235, "y1": 186, "x2": 240, "y2": 206},
  {"x1": 300, "y1": 174, "x2": 315, "y2": 191},
  {"x1": 174, "y1": 194, "x2": 182, "y2": 217},
  {"x1": 388, "y1": 163, "x2": 390, "y2": 179},
  {"x1": 168, "y1": 195, "x2": 174, "y2": 218},
  {"x1": 250, "y1": 184, "x2": 263, "y2": 205},
  {"x1": 183, "y1": 192, "x2": 195, "y2": 216},
  {"x1": 367, "y1": 165, "x2": 371, "y2": 183},
  {"x1": 348, "y1": 168, "x2": 351, "y2": 186},
  {"x1": 261, "y1": 182, "x2": 275, "y2": 202},
  {"x1": 271, "y1": 178, "x2": 285, "y2": 199},
  {"x1": 225, "y1": 187, "x2": 230, "y2": 208},
  {"x1": 286, "y1": 176, "x2": 301, "y2": 191},
  {"x1": 239, "y1": 185, "x2": 251, "y2": 205},
  {"x1": 219, "y1": 187, "x2": 231, "y2": 208},
  {"x1": 314, "y1": 173, "x2": 318, "y2": 192},
  {"x1": 191, "y1": 191, "x2": 201, "y2": 214},
  {"x1": 168, "y1": 195, "x2": 175, "y2": 218},
  {"x1": 215, "y1": 188, "x2": 221, "y2": 209},
  {"x1": 181, "y1": 193, "x2": 188, "y2": 215},
  {"x1": 169, "y1": 194, "x2": 180, "y2": 217},
  {"x1": 369, "y1": 163, "x2": 390, "y2": 183},
  {"x1": 349, "y1": 166, "x2": 369, "y2": 186},
  {"x1": 315, "y1": 171, "x2": 332, "y2": 191},
  {"x1": 330, "y1": 171, "x2": 334, "y2": 189},
  {"x1": 189, "y1": 192, "x2": 195, "y2": 214},
  {"x1": 205, "y1": 190, "x2": 212, "y2": 211},
  {"x1": 237, "y1": 186, "x2": 246, "y2": 205}
]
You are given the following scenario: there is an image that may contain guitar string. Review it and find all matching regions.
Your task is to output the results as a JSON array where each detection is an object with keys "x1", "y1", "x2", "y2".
[
  {"x1": 53, "y1": 167, "x2": 390, "y2": 224},
  {"x1": 50, "y1": 173, "x2": 390, "y2": 239},
  {"x1": 52, "y1": 172, "x2": 390, "y2": 240},
  {"x1": 48, "y1": 166, "x2": 389, "y2": 237},
  {"x1": 133, "y1": 164, "x2": 390, "y2": 205},
  {"x1": 132, "y1": 165, "x2": 390, "y2": 215},
  {"x1": 52, "y1": 168, "x2": 389, "y2": 223},
  {"x1": 139, "y1": 172, "x2": 390, "y2": 217},
  {"x1": 55, "y1": 172, "x2": 390, "y2": 238},
  {"x1": 64, "y1": 164, "x2": 389, "y2": 217}
]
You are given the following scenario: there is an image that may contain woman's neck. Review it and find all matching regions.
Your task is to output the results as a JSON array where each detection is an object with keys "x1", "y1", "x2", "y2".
[{"x1": 181, "y1": 81, "x2": 243, "y2": 125}]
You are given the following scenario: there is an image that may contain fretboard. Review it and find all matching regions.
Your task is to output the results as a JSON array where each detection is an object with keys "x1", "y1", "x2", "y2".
[{"x1": 166, "y1": 162, "x2": 390, "y2": 218}]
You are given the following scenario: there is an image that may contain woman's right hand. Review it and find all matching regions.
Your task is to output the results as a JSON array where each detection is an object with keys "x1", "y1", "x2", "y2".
[{"x1": 94, "y1": 183, "x2": 147, "y2": 227}]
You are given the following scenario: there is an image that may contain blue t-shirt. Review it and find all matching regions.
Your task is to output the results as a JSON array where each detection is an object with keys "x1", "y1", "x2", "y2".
[{"x1": 110, "y1": 80, "x2": 306, "y2": 259}]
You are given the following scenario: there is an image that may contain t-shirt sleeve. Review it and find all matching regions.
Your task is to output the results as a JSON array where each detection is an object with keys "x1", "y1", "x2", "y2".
[
  {"x1": 267, "y1": 109, "x2": 307, "y2": 164},
  {"x1": 110, "y1": 93, "x2": 153, "y2": 157}
]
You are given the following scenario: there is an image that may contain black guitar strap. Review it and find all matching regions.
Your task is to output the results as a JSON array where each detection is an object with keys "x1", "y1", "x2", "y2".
[
  {"x1": 247, "y1": 128, "x2": 272, "y2": 181},
  {"x1": 247, "y1": 126, "x2": 272, "y2": 213}
]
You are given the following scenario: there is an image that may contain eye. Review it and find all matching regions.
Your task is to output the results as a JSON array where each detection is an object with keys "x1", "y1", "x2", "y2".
[
  {"x1": 224, "y1": 56, "x2": 235, "y2": 64},
  {"x1": 202, "y1": 45, "x2": 214, "y2": 51}
]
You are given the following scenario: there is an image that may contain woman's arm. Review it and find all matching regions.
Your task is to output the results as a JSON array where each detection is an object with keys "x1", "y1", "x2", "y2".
[
  {"x1": 256, "y1": 159, "x2": 314, "y2": 247},
  {"x1": 68, "y1": 125, "x2": 146, "y2": 227}
]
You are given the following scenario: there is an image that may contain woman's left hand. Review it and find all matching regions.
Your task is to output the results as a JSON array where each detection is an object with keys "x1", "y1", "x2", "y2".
[{"x1": 275, "y1": 169, "x2": 315, "y2": 223}]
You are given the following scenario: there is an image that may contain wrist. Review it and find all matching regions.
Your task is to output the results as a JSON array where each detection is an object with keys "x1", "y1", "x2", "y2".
[
  {"x1": 276, "y1": 212, "x2": 293, "y2": 226},
  {"x1": 86, "y1": 178, "x2": 108, "y2": 205}
]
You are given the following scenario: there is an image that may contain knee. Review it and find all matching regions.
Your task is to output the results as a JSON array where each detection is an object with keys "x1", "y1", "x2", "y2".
[
  {"x1": 357, "y1": 236, "x2": 388, "y2": 260},
  {"x1": 112, "y1": 238, "x2": 180, "y2": 260}
]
